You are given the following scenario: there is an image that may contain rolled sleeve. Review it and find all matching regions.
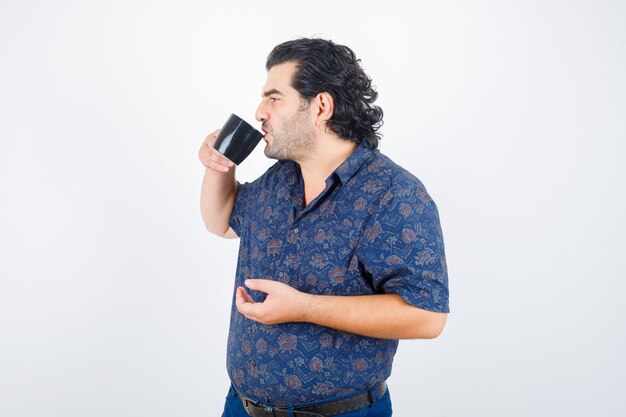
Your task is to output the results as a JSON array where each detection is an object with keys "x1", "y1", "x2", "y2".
[
  {"x1": 228, "y1": 181, "x2": 257, "y2": 237},
  {"x1": 359, "y1": 179, "x2": 450, "y2": 313},
  {"x1": 228, "y1": 162, "x2": 282, "y2": 237}
]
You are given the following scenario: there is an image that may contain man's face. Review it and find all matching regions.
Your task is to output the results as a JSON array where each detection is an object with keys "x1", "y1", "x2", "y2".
[{"x1": 255, "y1": 62, "x2": 316, "y2": 161}]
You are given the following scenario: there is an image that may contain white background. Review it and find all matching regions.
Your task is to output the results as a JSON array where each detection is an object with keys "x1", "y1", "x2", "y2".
[{"x1": 1, "y1": 1, "x2": 625, "y2": 416}]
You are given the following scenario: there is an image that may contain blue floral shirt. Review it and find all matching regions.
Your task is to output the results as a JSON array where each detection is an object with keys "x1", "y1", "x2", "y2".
[{"x1": 227, "y1": 142, "x2": 449, "y2": 404}]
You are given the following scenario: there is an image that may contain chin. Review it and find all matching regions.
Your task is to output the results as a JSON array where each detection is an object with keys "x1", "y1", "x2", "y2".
[{"x1": 264, "y1": 147, "x2": 277, "y2": 160}]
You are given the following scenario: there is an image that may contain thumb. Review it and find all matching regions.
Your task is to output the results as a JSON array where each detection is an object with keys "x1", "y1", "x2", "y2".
[{"x1": 245, "y1": 279, "x2": 277, "y2": 293}]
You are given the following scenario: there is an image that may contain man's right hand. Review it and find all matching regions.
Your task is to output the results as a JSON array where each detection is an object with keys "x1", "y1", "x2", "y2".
[
  {"x1": 198, "y1": 129, "x2": 235, "y2": 173},
  {"x1": 199, "y1": 129, "x2": 239, "y2": 238}
]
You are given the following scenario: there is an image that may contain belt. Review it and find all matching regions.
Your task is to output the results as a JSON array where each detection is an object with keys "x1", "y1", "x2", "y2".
[{"x1": 238, "y1": 381, "x2": 387, "y2": 417}]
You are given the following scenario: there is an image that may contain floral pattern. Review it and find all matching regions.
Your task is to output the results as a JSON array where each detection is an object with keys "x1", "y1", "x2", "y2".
[{"x1": 227, "y1": 143, "x2": 449, "y2": 404}]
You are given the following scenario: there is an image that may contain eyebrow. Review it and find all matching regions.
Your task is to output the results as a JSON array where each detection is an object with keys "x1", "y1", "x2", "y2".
[{"x1": 262, "y1": 88, "x2": 284, "y2": 98}]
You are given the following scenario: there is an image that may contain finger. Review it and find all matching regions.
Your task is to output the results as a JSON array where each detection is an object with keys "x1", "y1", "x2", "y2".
[
  {"x1": 204, "y1": 131, "x2": 235, "y2": 166},
  {"x1": 244, "y1": 279, "x2": 277, "y2": 293},
  {"x1": 236, "y1": 287, "x2": 259, "y2": 319},
  {"x1": 239, "y1": 286, "x2": 254, "y2": 303},
  {"x1": 204, "y1": 129, "x2": 221, "y2": 145},
  {"x1": 200, "y1": 130, "x2": 233, "y2": 163},
  {"x1": 235, "y1": 287, "x2": 249, "y2": 310},
  {"x1": 209, "y1": 151, "x2": 235, "y2": 167},
  {"x1": 204, "y1": 159, "x2": 231, "y2": 173},
  {"x1": 199, "y1": 156, "x2": 229, "y2": 172},
  {"x1": 200, "y1": 145, "x2": 235, "y2": 169},
  {"x1": 199, "y1": 130, "x2": 221, "y2": 155},
  {"x1": 215, "y1": 151, "x2": 236, "y2": 167},
  {"x1": 204, "y1": 157, "x2": 230, "y2": 172},
  {"x1": 199, "y1": 149, "x2": 235, "y2": 172}
]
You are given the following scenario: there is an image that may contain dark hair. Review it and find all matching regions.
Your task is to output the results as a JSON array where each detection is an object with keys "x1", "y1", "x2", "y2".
[{"x1": 266, "y1": 38, "x2": 383, "y2": 149}]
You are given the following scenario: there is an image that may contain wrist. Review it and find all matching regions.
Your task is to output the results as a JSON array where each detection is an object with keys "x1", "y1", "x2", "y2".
[{"x1": 300, "y1": 292, "x2": 318, "y2": 323}]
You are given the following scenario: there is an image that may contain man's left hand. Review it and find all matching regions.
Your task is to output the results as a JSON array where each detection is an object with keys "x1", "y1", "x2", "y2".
[{"x1": 235, "y1": 279, "x2": 312, "y2": 325}]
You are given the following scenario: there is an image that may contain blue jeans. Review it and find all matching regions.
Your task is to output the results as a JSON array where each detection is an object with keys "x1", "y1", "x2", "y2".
[{"x1": 221, "y1": 385, "x2": 393, "y2": 417}]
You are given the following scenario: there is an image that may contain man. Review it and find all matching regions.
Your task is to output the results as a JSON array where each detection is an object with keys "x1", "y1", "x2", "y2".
[{"x1": 199, "y1": 38, "x2": 449, "y2": 417}]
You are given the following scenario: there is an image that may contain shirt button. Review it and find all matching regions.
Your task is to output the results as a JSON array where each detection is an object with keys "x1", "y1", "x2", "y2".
[
  {"x1": 278, "y1": 272, "x2": 284, "y2": 277},
  {"x1": 293, "y1": 228, "x2": 299, "y2": 234}
]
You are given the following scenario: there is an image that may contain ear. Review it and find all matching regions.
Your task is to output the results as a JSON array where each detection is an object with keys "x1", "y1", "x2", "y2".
[{"x1": 313, "y1": 92, "x2": 334, "y2": 129}]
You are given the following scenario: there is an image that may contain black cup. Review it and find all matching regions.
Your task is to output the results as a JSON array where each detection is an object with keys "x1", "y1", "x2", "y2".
[{"x1": 213, "y1": 114, "x2": 264, "y2": 165}]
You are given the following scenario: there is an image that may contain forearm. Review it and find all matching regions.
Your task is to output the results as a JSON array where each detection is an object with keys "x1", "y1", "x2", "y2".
[
  {"x1": 200, "y1": 167, "x2": 237, "y2": 236},
  {"x1": 237, "y1": 279, "x2": 447, "y2": 340},
  {"x1": 302, "y1": 293, "x2": 447, "y2": 340}
]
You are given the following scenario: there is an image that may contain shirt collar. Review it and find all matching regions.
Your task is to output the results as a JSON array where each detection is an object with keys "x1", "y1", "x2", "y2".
[{"x1": 333, "y1": 142, "x2": 375, "y2": 185}]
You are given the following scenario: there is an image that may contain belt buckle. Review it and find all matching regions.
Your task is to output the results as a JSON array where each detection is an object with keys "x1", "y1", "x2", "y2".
[
  {"x1": 242, "y1": 398, "x2": 256, "y2": 416},
  {"x1": 243, "y1": 398, "x2": 275, "y2": 417}
]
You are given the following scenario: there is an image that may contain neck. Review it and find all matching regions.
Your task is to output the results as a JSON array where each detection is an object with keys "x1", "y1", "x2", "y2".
[{"x1": 297, "y1": 136, "x2": 358, "y2": 186}]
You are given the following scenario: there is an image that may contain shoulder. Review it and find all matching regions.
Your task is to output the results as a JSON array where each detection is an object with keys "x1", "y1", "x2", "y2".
[
  {"x1": 232, "y1": 161, "x2": 294, "y2": 224},
  {"x1": 365, "y1": 150, "x2": 433, "y2": 208},
  {"x1": 359, "y1": 151, "x2": 446, "y2": 250}
]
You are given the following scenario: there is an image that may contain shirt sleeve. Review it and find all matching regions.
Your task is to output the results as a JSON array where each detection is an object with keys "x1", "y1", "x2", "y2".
[
  {"x1": 228, "y1": 162, "x2": 282, "y2": 237},
  {"x1": 228, "y1": 180, "x2": 258, "y2": 237},
  {"x1": 358, "y1": 177, "x2": 450, "y2": 313}
]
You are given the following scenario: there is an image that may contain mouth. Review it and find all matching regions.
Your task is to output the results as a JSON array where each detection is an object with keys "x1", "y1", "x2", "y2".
[{"x1": 261, "y1": 126, "x2": 270, "y2": 142}]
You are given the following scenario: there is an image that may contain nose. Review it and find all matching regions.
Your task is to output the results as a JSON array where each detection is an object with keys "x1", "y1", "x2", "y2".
[{"x1": 255, "y1": 100, "x2": 269, "y2": 122}]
